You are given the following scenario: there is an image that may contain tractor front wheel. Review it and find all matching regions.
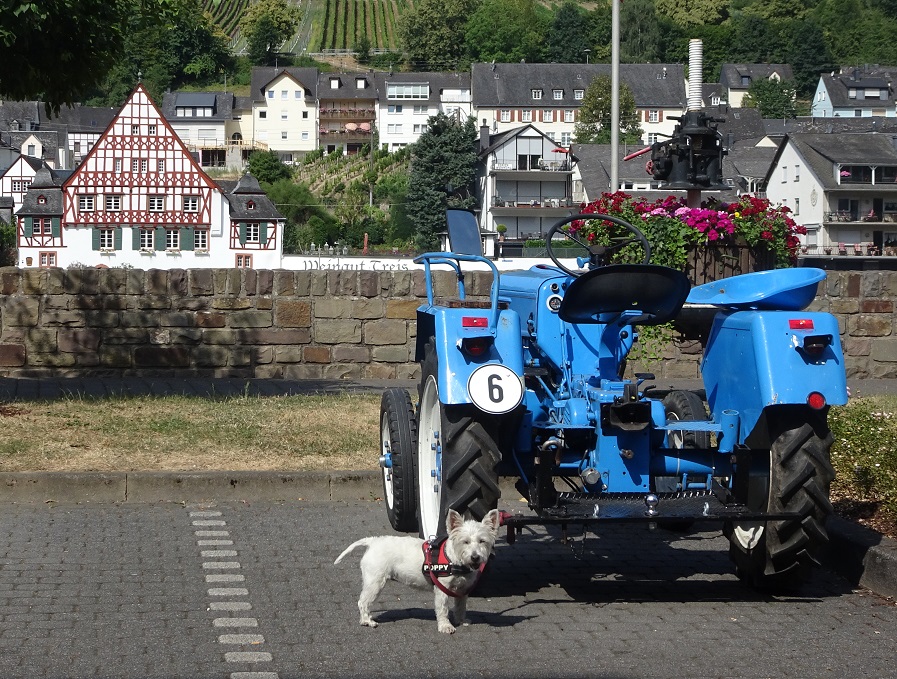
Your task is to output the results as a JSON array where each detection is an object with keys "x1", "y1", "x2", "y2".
[
  {"x1": 379, "y1": 388, "x2": 418, "y2": 532},
  {"x1": 724, "y1": 409, "x2": 835, "y2": 591},
  {"x1": 416, "y1": 339, "x2": 501, "y2": 539}
]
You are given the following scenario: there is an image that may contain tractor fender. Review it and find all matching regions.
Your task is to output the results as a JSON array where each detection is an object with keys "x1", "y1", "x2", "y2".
[
  {"x1": 700, "y1": 309, "x2": 848, "y2": 443},
  {"x1": 417, "y1": 306, "x2": 524, "y2": 411}
]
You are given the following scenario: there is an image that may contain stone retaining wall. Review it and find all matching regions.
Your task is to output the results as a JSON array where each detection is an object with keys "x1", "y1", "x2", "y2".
[{"x1": 0, "y1": 267, "x2": 894, "y2": 380}]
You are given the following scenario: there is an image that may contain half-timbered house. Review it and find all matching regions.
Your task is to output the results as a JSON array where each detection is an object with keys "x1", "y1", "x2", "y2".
[{"x1": 16, "y1": 84, "x2": 284, "y2": 269}]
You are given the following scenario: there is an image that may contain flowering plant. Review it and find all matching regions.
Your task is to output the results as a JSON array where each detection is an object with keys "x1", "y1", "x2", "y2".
[{"x1": 571, "y1": 192, "x2": 806, "y2": 269}]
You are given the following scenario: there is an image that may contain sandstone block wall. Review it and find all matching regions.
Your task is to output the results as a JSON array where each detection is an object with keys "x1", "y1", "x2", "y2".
[{"x1": 0, "y1": 267, "x2": 892, "y2": 380}]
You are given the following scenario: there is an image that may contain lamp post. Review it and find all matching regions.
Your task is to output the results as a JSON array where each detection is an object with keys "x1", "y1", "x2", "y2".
[{"x1": 584, "y1": 49, "x2": 591, "y2": 64}]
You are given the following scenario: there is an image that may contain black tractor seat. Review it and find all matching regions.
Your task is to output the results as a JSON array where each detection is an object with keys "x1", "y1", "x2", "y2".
[{"x1": 558, "y1": 264, "x2": 691, "y2": 326}]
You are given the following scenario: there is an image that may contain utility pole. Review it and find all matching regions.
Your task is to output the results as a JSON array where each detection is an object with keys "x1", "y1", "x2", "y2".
[{"x1": 610, "y1": 0, "x2": 620, "y2": 193}]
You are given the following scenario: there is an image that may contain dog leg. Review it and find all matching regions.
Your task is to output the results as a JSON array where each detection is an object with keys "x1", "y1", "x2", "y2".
[
  {"x1": 358, "y1": 570, "x2": 387, "y2": 628},
  {"x1": 434, "y1": 589, "x2": 456, "y2": 634},
  {"x1": 452, "y1": 595, "x2": 469, "y2": 627}
]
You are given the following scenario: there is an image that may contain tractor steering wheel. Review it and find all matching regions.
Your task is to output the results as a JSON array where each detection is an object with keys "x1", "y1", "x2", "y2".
[{"x1": 546, "y1": 213, "x2": 652, "y2": 277}]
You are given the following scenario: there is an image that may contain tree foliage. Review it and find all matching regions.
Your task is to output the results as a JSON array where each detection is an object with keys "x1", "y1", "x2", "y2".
[
  {"x1": 546, "y1": 2, "x2": 592, "y2": 64},
  {"x1": 464, "y1": 0, "x2": 549, "y2": 64},
  {"x1": 240, "y1": 0, "x2": 302, "y2": 66},
  {"x1": 742, "y1": 78, "x2": 798, "y2": 118},
  {"x1": 0, "y1": 0, "x2": 180, "y2": 112},
  {"x1": 406, "y1": 113, "x2": 479, "y2": 251},
  {"x1": 247, "y1": 150, "x2": 294, "y2": 185},
  {"x1": 400, "y1": 0, "x2": 478, "y2": 70},
  {"x1": 573, "y1": 75, "x2": 643, "y2": 144}
]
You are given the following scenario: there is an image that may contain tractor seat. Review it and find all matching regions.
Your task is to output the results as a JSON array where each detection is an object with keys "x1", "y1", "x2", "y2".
[{"x1": 558, "y1": 264, "x2": 691, "y2": 326}]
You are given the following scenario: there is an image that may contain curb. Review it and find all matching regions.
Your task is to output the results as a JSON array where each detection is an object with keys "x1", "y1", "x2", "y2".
[{"x1": 0, "y1": 470, "x2": 894, "y2": 601}]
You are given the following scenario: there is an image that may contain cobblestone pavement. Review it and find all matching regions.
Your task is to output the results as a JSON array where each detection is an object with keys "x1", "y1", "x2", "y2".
[{"x1": 0, "y1": 499, "x2": 895, "y2": 679}]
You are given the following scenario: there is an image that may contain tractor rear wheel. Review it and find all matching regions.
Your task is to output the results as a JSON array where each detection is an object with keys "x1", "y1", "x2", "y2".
[
  {"x1": 657, "y1": 390, "x2": 710, "y2": 492},
  {"x1": 724, "y1": 409, "x2": 835, "y2": 591},
  {"x1": 416, "y1": 339, "x2": 501, "y2": 540},
  {"x1": 379, "y1": 388, "x2": 418, "y2": 532}
]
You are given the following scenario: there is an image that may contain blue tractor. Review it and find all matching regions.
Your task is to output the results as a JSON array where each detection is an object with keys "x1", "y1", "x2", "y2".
[{"x1": 378, "y1": 208, "x2": 848, "y2": 591}]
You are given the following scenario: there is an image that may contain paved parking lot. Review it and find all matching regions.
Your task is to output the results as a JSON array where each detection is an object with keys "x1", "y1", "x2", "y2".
[{"x1": 0, "y1": 499, "x2": 895, "y2": 679}]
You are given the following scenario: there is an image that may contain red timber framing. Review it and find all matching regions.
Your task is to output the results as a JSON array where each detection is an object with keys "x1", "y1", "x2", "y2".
[
  {"x1": 229, "y1": 221, "x2": 277, "y2": 250},
  {"x1": 62, "y1": 84, "x2": 218, "y2": 233}
]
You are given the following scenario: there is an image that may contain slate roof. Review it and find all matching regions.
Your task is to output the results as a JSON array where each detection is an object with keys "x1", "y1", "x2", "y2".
[
  {"x1": 160, "y1": 92, "x2": 235, "y2": 123},
  {"x1": 220, "y1": 174, "x2": 283, "y2": 221},
  {"x1": 319, "y1": 72, "x2": 379, "y2": 102},
  {"x1": 471, "y1": 63, "x2": 685, "y2": 108},
  {"x1": 768, "y1": 133, "x2": 897, "y2": 189},
  {"x1": 706, "y1": 106, "x2": 767, "y2": 145},
  {"x1": 373, "y1": 71, "x2": 470, "y2": 105},
  {"x1": 2, "y1": 130, "x2": 60, "y2": 162},
  {"x1": 45, "y1": 104, "x2": 117, "y2": 133},
  {"x1": 249, "y1": 67, "x2": 319, "y2": 102},
  {"x1": 478, "y1": 123, "x2": 578, "y2": 160},
  {"x1": 0, "y1": 100, "x2": 42, "y2": 130},
  {"x1": 719, "y1": 64, "x2": 794, "y2": 91},
  {"x1": 817, "y1": 66, "x2": 897, "y2": 110},
  {"x1": 16, "y1": 165, "x2": 66, "y2": 216}
]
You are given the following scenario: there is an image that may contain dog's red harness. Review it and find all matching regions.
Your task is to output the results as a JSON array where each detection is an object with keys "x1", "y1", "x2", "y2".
[{"x1": 421, "y1": 537, "x2": 485, "y2": 598}]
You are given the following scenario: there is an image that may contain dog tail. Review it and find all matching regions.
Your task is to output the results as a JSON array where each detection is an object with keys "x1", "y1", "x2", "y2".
[{"x1": 333, "y1": 537, "x2": 374, "y2": 565}]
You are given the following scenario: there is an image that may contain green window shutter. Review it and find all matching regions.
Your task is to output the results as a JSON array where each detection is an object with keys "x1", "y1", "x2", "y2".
[
  {"x1": 23, "y1": 217, "x2": 33, "y2": 237},
  {"x1": 132, "y1": 226, "x2": 141, "y2": 250},
  {"x1": 155, "y1": 226, "x2": 166, "y2": 250},
  {"x1": 51, "y1": 217, "x2": 60, "y2": 237},
  {"x1": 259, "y1": 222, "x2": 268, "y2": 245},
  {"x1": 114, "y1": 227, "x2": 123, "y2": 250},
  {"x1": 238, "y1": 222, "x2": 247, "y2": 245},
  {"x1": 180, "y1": 227, "x2": 194, "y2": 251},
  {"x1": 92, "y1": 228, "x2": 101, "y2": 251}
]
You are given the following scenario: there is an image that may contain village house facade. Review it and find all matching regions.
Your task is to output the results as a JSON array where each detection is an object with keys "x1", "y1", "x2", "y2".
[{"x1": 15, "y1": 84, "x2": 284, "y2": 269}]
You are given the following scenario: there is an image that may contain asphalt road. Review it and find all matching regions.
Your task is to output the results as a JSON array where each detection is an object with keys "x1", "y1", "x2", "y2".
[{"x1": 0, "y1": 498, "x2": 895, "y2": 679}]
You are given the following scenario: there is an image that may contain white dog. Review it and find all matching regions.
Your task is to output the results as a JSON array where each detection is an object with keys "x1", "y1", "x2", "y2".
[{"x1": 334, "y1": 508, "x2": 501, "y2": 634}]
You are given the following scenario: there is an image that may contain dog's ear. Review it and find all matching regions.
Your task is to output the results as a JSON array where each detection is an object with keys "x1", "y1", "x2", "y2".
[
  {"x1": 446, "y1": 508, "x2": 464, "y2": 533},
  {"x1": 481, "y1": 509, "x2": 501, "y2": 534}
]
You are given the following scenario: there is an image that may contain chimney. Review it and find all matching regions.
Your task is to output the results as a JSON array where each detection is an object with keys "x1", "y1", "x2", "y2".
[{"x1": 480, "y1": 119, "x2": 490, "y2": 151}]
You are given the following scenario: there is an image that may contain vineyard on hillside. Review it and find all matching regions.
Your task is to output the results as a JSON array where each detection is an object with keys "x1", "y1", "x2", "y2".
[
  {"x1": 201, "y1": 0, "x2": 252, "y2": 38},
  {"x1": 200, "y1": 0, "x2": 411, "y2": 53}
]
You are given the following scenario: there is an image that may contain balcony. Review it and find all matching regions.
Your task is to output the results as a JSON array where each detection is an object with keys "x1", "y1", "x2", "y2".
[
  {"x1": 319, "y1": 108, "x2": 376, "y2": 120},
  {"x1": 491, "y1": 196, "x2": 576, "y2": 217},
  {"x1": 491, "y1": 158, "x2": 572, "y2": 178}
]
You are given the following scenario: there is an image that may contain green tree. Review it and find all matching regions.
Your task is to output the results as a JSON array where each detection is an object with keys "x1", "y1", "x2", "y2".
[
  {"x1": 464, "y1": 0, "x2": 549, "y2": 64},
  {"x1": 0, "y1": 218, "x2": 16, "y2": 266},
  {"x1": 546, "y1": 2, "x2": 591, "y2": 64},
  {"x1": 240, "y1": 0, "x2": 302, "y2": 66},
  {"x1": 742, "y1": 78, "x2": 798, "y2": 119},
  {"x1": 780, "y1": 19, "x2": 835, "y2": 97},
  {"x1": 400, "y1": 0, "x2": 478, "y2": 70},
  {"x1": 263, "y1": 179, "x2": 339, "y2": 254},
  {"x1": 247, "y1": 150, "x2": 294, "y2": 185},
  {"x1": 572, "y1": 75, "x2": 643, "y2": 144},
  {"x1": 655, "y1": 0, "x2": 729, "y2": 26},
  {"x1": 0, "y1": 0, "x2": 179, "y2": 112},
  {"x1": 406, "y1": 113, "x2": 479, "y2": 251},
  {"x1": 619, "y1": 0, "x2": 671, "y2": 63},
  {"x1": 354, "y1": 35, "x2": 372, "y2": 64}
]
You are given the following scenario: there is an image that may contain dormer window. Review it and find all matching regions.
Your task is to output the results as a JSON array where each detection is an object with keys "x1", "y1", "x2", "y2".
[
  {"x1": 553, "y1": 89, "x2": 563, "y2": 100},
  {"x1": 532, "y1": 89, "x2": 543, "y2": 100},
  {"x1": 37, "y1": 195, "x2": 46, "y2": 204},
  {"x1": 330, "y1": 78, "x2": 340, "y2": 89},
  {"x1": 247, "y1": 200, "x2": 256, "y2": 210},
  {"x1": 741, "y1": 75, "x2": 751, "y2": 86},
  {"x1": 356, "y1": 78, "x2": 367, "y2": 89},
  {"x1": 574, "y1": 89, "x2": 584, "y2": 100}
]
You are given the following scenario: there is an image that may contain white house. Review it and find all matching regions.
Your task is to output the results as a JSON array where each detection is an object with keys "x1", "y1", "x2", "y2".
[
  {"x1": 811, "y1": 66, "x2": 897, "y2": 118},
  {"x1": 16, "y1": 84, "x2": 284, "y2": 269},
  {"x1": 764, "y1": 132, "x2": 897, "y2": 253}
]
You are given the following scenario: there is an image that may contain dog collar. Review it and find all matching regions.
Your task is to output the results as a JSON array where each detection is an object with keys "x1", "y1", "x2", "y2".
[{"x1": 421, "y1": 537, "x2": 485, "y2": 598}]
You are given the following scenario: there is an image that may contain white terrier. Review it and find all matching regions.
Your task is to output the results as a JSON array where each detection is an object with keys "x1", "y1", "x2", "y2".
[{"x1": 334, "y1": 508, "x2": 501, "y2": 634}]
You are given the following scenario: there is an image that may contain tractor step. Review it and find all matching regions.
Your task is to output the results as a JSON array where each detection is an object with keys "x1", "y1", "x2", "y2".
[{"x1": 510, "y1": 490, "x2": 800, "y2": 524}]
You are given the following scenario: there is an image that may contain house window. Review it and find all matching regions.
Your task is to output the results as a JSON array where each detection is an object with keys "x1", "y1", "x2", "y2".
[
  {"x1": 647, "y1": 133, "x2": 659, "y2": 144},
  {"x1": 295, "y1": 90, "x2": 302, "y2": 99},
  {"x1": 564, "y1": 110, "x2": 574, "y2": 123},
  {"x1": 413, "y1": 105, "x2": 428, "y2": 114},
  {"x1": 194, "y1": 229, "x2": 209, "y2": 251},
  {"x1": 114, "y1": 159, "x2": 122, "y2": 173},
  {"x1": 281, "y1": 131, "x2": 288, "y2": 140},
  {"x1": 499, "y1": 109, "x2": 510, "y2": 122},
  {"x1": 244, "y1": 223, "x2": 260, "y2": 243},
  {"x1": 574, "y1": 90, "x2": 584, "y2": 100},
  {"x1": 302, "y1": 111, "x2": 308, "y2": 119},
  {"x1": 131, "y1": 125, "x2": 140, "y2": 135},
  {"x1": 532, "y1": 89, "x2": 542, "y2": 100},
  {"x1": 259, "y1": 111, "x2": 267, "y2": 119},
  {"x1": 78, "y1": 195, "x2": 95, "y2": 212},
  {"x1": 741, "y1": 75, "x2": 751, "y2": 86},
  {"x1": 268, "y1": 90, "x2": 274, "y2": 98},
  {"x1": 330, "y1": 78, "x2": 340, "y2": 89},
  {"x1": 236, "y1": 254, "x2": 253, "y2": 268},
  {"x1": 140, "y1": 159, "x2": 148, "y2": 173},
  {"x1": 794, "y1": 198, "x2": 800, "y2": 215},
  {"x1": 543, "y1": 110, "x2": 553, "y2": 122},
  {"x1": 105, "y1": 194, "x2": 122, "y2": 211},
  {"x1": 37, "y1": 218, "x2": 53, "y2": 235},
  {"x1": 560, "y1": 131, "x2": 572, "y2": 146},
  {"x1": 27, "y1": 144, "x2": 36, "y2": 156},
  {"x1": 795, "y1": 164, "x2": 800, "y2": 181},
  {"x1": 11, "y1": 180, "x2": 30, "y2": 192},
  {"x1": 413, "y1": 124, "x2": 426, "y2": 134},
  {"x1": 781, "y1": 166, "x2": 788, "y2": 182},
  {"x1": 38, "y1": 252, "x2": 57, "y2": 267},
  {"x1": 157, "y1": 159, "x2": 165, "y2": 172},
  {"x1": 166, "y1": 229, "x2": 180, "y2": 250},
  {"x1": 281, "y1": 110, "x2": 288, "y2": 120},
  {"x1": 148, "y1": 195, "x2": 165, "y2": 212},
  {"x1": 281, "y1": 90, "x2": 287, "y2": 99},
  {"x1": 553, "y1": 89, "x2": 563, "y2": 100},
  {"x1": 818, "y1": 91, "x2": 826, "y2": 101},
  {"x1": 387, "y1": 124, "x2": 403, "y2": 134},
  {"x1": 711, "y1": 96, "x2": 721, "y2": 105},
  {"x1": 139, "y1": 228, "x2": 154, "y2": 250},
  {"x1": 386, "y1": 84, "x2": 429, "y2": 99},
  {"x1": 183, "y1": 196, "x2": 199, "y2": 212},
  {"x1": 301, "y1": 131, "x2": 309, "y2": 140},
  {"x1": 148, "y1": 125, "x2": 156, "y2": 135},
  {"x1": 522, "y1": 110, "x2": 532, "y2": 122},
  {"x1": 131, "y1": 158, "x2": 139, "y2": 172},
  {"x1": 388, "y1": 104, "x2": 403, "y2": 114},
  {"x1": 648, "y1": 110, "x2": 660, "y2": 123},
  {"x1": 99, "y1": 228, "x2": 115, "y2": 250}
]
